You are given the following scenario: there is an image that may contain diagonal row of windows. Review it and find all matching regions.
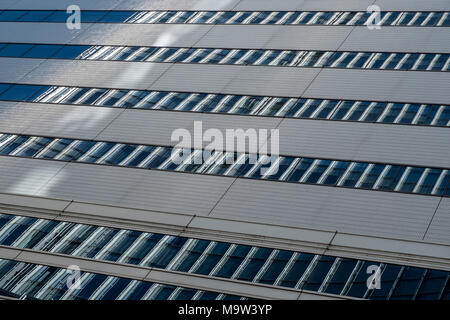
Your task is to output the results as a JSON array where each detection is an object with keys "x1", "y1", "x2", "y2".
[
  {"x1": 0, "y1": 10, "x2": 449, "y2": 26},
  {"x1": 0, "y1": 83, "x2": 449, "y2": 127},
  {"x1": 0, "y1": 258, "x2": 246, "y2": 300},
  {"x1": 0, "y1": 133, "x2": 449, "y2": 197},
  {"x1": 0, "y1": 213, "x2": 449, "y2": 300},
  {"x1": 1, "y1": 43, "x2": 449, "y2": 72}
]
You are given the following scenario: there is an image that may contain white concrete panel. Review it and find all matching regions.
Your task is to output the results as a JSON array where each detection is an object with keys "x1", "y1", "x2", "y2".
[
  {"x1": 277, "y1": 119, "x2": 450, "y2": 168},
  {"x1": 0, "y1": 58, "x2": 42, "y2": 83},
  {"x1": 97, "y1": 109, "x2": 281, "y2": 152},
  {"x1": 341, "y1": 27, "x2": 450, "y2": 53},
  {"x1": 210, "y1": 178, "x2": 441, "y2": 241},
  {"x1": 374, "y1": 0, "x2": 450, "y2": 11},
  {"x1": 304, "y1": 69, "x2": 450, "y2": 105},
  {"x1": 297, "y1": 0, "x2": 375, "y2": 11},
  {"x1": 21, "y1": 59, "x2": 172, "y2": 90},
  {"x1": 115, "y1": 0, "x2": 240, "y2": 10},
  {"x1": 222, "y1": 66, "x2": 319, "y2": 97},
  {"x1": 150, "y1": 63, "x2": 239, "y2": 93},
  {"x1": 0, "y1": 22, "x2": 84, "y2": 44},
  {"x1": 70, "y1": 24, "x2": 213, "y2": 47},
  {"x1": 16, "y1": 103, "x2": 123, "y2": 141},
  {"x1": 424, "y1": 198, "x2": 450, "y2": 244},
  {"x1": 8, "y1": 0, "x2": 123, "y2": 10},
  {"x1": 0, "y1": 101, "x2": 29, "y2": 133},
  {"x1": 0, "y1": 156, "x2": 67, "y2": 196},
  {"x1": 31, "y1": 161, "x2": 234, "y2": 216},
  {"x1": 264, "y1": 26, "x2": 352, "y2": 51},
  {"x1": 196, "y1": 25, "x2": 352, "y2": 51}
]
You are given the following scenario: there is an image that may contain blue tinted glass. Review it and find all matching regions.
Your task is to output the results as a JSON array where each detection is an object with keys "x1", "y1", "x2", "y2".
[
  {"x1": 102, "y1": 144, "x2": 137, "y2": 165},
  {"x1": 0, "y1": 135, "x2": 30, "y2": 155},
  {"x1": 301, "y1": 256, "x2": 335, "y2": 291},
  {"x1": 0, "y1": 83, "x2": 12, "y2": 95},
  {"x1": 146, "y1": 237, "x2": 187, "y2": 269},
  {"x1": 340, "y1": 162, "x2": 368, "y2": 187},
  {"x1": 368, "y1": 264, "x2": 402, "y2": 300},
  {"x1": 0, "y1": 10, "x2": 27, "y2": 21},
  {"x1": 376, "y1": 165, "x2": 406, "y2": 191},
  {"x1": 73, "y1": 274, "x2": 108, "y2": 300},
  {"x1": 22, "y1": 44, "x2": 63, "y2": 58},
  {"x1": 236, "y1": 247, "x2": 272, "y2": 281},
  {"x1": 52, "y1": 45, "x2": 91, "y2": 59},
  {"x1": 14, "y1": 137, "x2": 52, "y2": 157},
  {"x1": 399, "y1": 167, "x2": 425, "y2": 193},
  {"x1": 58, "y1": 140, "x2": 96, "y2": 161},
  {"x1": 123, "y1": 146, "x2": 155, "y2": 167},
  {"x1": 416, "y1": 105, "x2": 440, "y2": 125},
  {"x1": 416, "y1": 270, "x2": 448, "y2": 300},
  {"x1": 16, "y1": 220, "x2": 59, "y2": 249},
  {"x1": 42, "y1": 10, "x2": 68, "y2": 22},
  {"x1": 436, "y1": 107, "x2": 450, "y2": 126},
  {"x1": 322, "y1": 161, "x2": 350, "y2": 185},
  {"x1": 99, "y1": 11, "x2": 135, "y2": 23},
  {"x1": 174, "y1": 288, "x2": 197, "y2": 300},
  {"x1": 358, "y1": 164, "x2": 385, "y2": 189},
  {"x1": 0, "y1": 43, "x2": 33, "y2": 57},
  {"x1": 214, "y1": 245, "x2": 252, "y2": 278},
  {"x1": 175, "y1": 240, "x2": 210, "y2": 272},
  {"x1": 390, "y1": 267, "x2": 425, "y2": 300},
  {"x1": 0, "y1": 217, "x2": 37, "y2": 246},
  {"x1": 287, "y1": 158, "x2": 314, "y2": 182},
  {"x1": 152, "y1": 285, "x2": 175, "y2": 300},
  {"x1": 304, "y1": 159, "x2": 332, "y2": 183},
  {"x1": 125, "y1": 281, "x2": 154, "y2": 300},
  {"x1": 324, "y1": 259, "x2": 357, "y2": 295},
  {"x1": 119, "y1": 233, "x2": 162, "y2": 265},
  {"x1": 259, "y1": 250, "x2": 294, "y2": 285},
  {"x1": 330, "y1": 101, "x2": 353, "y2": 120},
  {"x1": 101, "y1": 278, "x2": 131, "y2": 300},
  {"x1": 17, "y1": 10, "x2": 54, "y2": 22},
  {"x1": 347, "y1": 101, "x2": 371, "y2": 120},
  {"x1": 195, "y1": 242, "x2": 231, "y2": 275},
  {"x1": 35, "y1": 138, "x2": 73, "y2": 159},
  {"x1": 279, "y1": 253, "x2": 314, "y2": 288},
  {"x1": 0, "y1": 84, "x2": 45, "y2": 101},
  {"x1": 363, "y1": 102, "x2": 387, "y2": 122},
  {"x1": 345, "y1": 262, "x2": 379, "y2": 298},
  {"x1": 80, "y1": 11, "x2": 109, "y2": 23}
]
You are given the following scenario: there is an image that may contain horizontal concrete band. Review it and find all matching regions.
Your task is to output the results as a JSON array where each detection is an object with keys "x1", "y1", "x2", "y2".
[
  {"x1": 0, "y1": 192, "x2": 449, "y2": 272},
  {"x1": 2, "y1": 58, "x2": 450, "y2": 105},
  {"x1": 1, "y1": 101, "x2": 449, "y2": 169},
  {"x1": 0, "y1": 245, "x2": 348, "y2": 300},
  {"x1": 3, "y1": 0, "x2": 450, "y2": 11}
]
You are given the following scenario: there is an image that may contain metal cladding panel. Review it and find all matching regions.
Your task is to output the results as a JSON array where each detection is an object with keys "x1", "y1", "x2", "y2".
[
  {"x1": 196, "y1": 25, "x2": 352, "y2": 51},
  {"x1": 263, "y1": 26, "x2": 353, "y2": 51},
  {"x1": 6, "y1": 0, "x2": 123, "y2": 10},
  {"x1": 11, "y1": 103, "x2": 123, "y2": 141},
  {"x1": 0, "y1": 157, "x2": 235, "y2": 216},
  {"x1": 113, "y1": 0, "x2": 241, "y2": 11},
  {"x1": 234, "y1": 0, "x2": 306, "y2": 11},
  {"x1": 341, "y1": 27, "x2": 450, "y2": 54},
  {"x1": 97, "y1": 109, "x2": 282, "y2": 151},
  {"x1": 70, "y1": 24, "x2": 213, "y2": 47},
  {"x1": 0, "y1": 58, "x2": 42, "y2": 83},
  {"x1": 0, "y1": 22, "x2": 84, "y2": 44},
  {"x1": 424, "y1": 198, "x2": 450, "y2": 244},
  {"x1": 297, "y1": 0, "x2": 375, "y2": 11},
  {"x1": 210, "y1": 178, "x2": 441, "y2": 242},
  {"x1": 304, "y1": 69, "x2": 450, "y2": 105},
  {"x1": 374, "y1": 0, "x2": 450, "y2": 11},
  {"x1": 277, "y1": 119, "x2": 450, "y2": 168},
  {"x1": 195, "y1": 25, "x2": 278, "y2": 49},
  {"x1": 221, "y1": 65, "x2": 319, "y2": 97},
  {"x1": 0, "y1": 156, "x2": 67, "y2": 196},
  {"x1": 21, "y1": 59, "x2": 172, "y2": 90},
  {"x1": 150, "y1": 63, "x2": 240, "y2": 93},
  {"x1": 0, "y1": 101, "x2": 29, "y2": 133}
]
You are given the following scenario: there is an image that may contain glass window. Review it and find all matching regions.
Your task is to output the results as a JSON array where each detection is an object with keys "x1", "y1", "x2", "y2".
[
  {"x1": 99, "y1": 11, "x2": 134, "y2": 23},
  {"x1": 235, "y1": 247, "x2": 272, "y2": 281},
  {"x1": 0, "y1": 10, "x2": 28, "y2": 21},
  {"x1": 278, "y1": 253, "x2": 314, "y2": 288},
  {"x1": 324, "y1": 258, "x2": 357, "y2": 295},
  {"x1": 22, "y1": 44, "x2": 63, "y2": 58},
  {"x1": 0, "y1": 44, "x2": 33, "y2": 57},
  {"x1": 214, "y1": 245, "x2": 252, "y2": 278}
]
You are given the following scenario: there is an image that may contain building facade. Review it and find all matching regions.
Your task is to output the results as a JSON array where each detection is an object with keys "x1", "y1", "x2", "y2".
[{"x1": 0, "y1": 0, "x2": 449, "y2": 300}]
